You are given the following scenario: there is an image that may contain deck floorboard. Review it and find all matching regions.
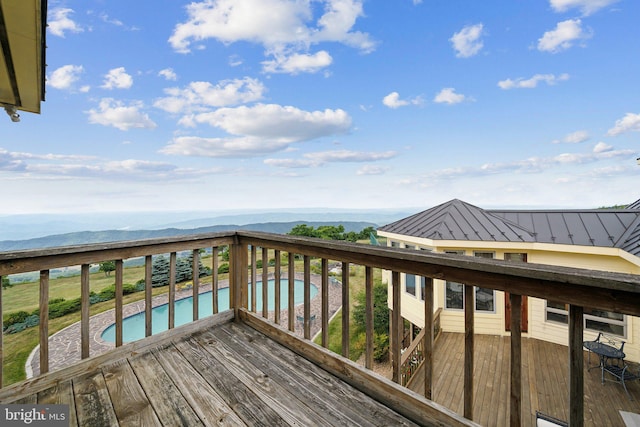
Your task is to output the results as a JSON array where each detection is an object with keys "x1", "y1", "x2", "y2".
[{"x1": 4, "y1": 320, "x2": 422, "y2": 427}]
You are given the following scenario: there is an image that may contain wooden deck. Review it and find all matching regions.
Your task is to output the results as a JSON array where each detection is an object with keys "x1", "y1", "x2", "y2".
[
  {"x1": 0, "y1": 312, "x2": 474, "y2": 427},
  {"x1": 407, "y1": 332, "x2": 640, "y2": 426}
]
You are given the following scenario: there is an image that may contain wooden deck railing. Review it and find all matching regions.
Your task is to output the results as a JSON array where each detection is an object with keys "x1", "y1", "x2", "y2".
[
  {"x1": 402, "y1": 308, "x2": 442, "y2": 387},
  {"x1": 1, "y1": 230, "x2": 640, "y2": 426}
]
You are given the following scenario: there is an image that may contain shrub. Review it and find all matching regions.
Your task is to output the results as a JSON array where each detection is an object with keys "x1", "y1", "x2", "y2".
[
  {"x1": 4, "y1": 323, "x2": 27, "y2": 334},
  {"x1": 218, "y1": 263, "x2": 230, "y2": 274},
  {"x1": 24, "y1": 315, "x2": 39, "y2": 328},
  {"x1": 352, "y1": 280, "x2": 390, "y2": 336},
  {"x1": 3, "y1": 311, "x2": 29, "y2": 330},
  {"x1": 373, "y1": 332, "x2": 389, "y2": 362},
  {"x1": 49, "y1": 298, "x2": 81, "y2": 319}
]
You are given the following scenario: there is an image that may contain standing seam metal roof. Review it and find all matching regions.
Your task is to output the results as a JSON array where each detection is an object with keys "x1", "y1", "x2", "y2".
[{"x1": 378, "y1": 199, "x2": 640, "y2": 257}]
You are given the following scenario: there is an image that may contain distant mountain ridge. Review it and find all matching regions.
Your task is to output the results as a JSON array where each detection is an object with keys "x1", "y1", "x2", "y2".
[{"x1": 0, "y1": 221, "x2": 377, "y2": 252}]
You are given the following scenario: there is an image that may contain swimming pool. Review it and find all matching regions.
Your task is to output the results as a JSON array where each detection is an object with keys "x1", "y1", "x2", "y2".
[{"x1": 101, "y1": 279, "x2": 316, "y2": 343}]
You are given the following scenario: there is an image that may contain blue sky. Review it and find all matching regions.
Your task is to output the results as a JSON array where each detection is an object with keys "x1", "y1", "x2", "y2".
[{"x1": 1, "y1": 0, "x2": 639, "y2": 214}]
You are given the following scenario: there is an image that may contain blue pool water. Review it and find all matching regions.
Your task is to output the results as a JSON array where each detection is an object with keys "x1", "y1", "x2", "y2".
[{"x1": 101, "y1": 279, "x2": 316, "y2": 343}]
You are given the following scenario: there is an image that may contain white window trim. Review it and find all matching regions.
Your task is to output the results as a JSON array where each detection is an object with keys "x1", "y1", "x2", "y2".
[{"x1": 545, "y1": 302, "x2": 627, "y2": 338}]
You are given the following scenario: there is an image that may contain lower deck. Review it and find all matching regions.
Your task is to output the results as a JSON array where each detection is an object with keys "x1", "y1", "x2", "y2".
[
  {"x1": 2, "y1": 311, "x2": 472, "y2": 426},
  {"x1": 408, "y1": 333, "x2": 640, "y2": 426}
]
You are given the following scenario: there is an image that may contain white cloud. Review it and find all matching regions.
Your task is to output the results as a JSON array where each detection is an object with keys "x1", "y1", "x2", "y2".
[
  {"x1": 450, "y1": 23, "x2": 484, "y2": 58},
  {"x1": 433, "y1": 88, "x2": 467, "y2": 105},
  {"x1": 158, "y1": 68, "x2": 178, "y2": 81},
  {"x1": 265, "y1": 150, "x2": 397, "y2": 168},
  {"x1": 537, "y1": 19, "x2": 590, "y2": 53},
  {"x1": 48, "y1": 8, "x2": 83, "y2": 37},
  {"x1": 161, "y1": 136, "x2": 293, "y2": 158},
  {"x1": 87, "y1": 98, "x2": 157, "y2": 131},
  {"x1": 607, "y1": 113, "x2": 640, "y2": 136},
  {"x1": 48, "y1": 65, "x2": 84, "y2": 90},
  {"x1": 549, "y1": 0, "x2": 619, "y2": 16},
  {"x1": 192, "y1": 104, "x2": 351, "y2": 141},
  {"x1": 498, "y1": 73, "x2": 570, "y2": 89},
  {"x1": 593, "y1": 142, "x2": 613, "y2": 153},
  {"x1": 154, "y1": 77, "x2": 266, "y2": 115},
  {"x1": 552, "y1": 130, "x2": 590, "y2": 144},
  {"x1": 357, "y1": 165, "x2": 389, "y2": 175},
  {"x1": 262, "y1": 51, "x2": 333, "y2": 74},
  {"x1": 168, "y1": 0, "x2": 375, "y2": 72},
  {"x1": 382, "y1": 92, "x2": 422, "y2": 109},
  {"x1": 162, "y1": 104, "x2": 352, "y2": 158},
  {"x1": 101, "y1": 67, "x2": 134, "y2": 90}
]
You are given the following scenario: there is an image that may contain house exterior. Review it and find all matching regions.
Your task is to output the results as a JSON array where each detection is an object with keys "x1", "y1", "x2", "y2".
[{"x1": 378, "y1": 199, "x2": 640, "y2": 362}]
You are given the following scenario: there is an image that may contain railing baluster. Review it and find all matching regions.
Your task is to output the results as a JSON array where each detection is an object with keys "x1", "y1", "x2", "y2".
[
  {"x1": 303, "y1": 255, "x2": 311, "y2": 340},
  {"x1": 80, "y1": 264, "x2": 90, "y2": 360},
  {"x1": 365, "y1": 266, "x2": 373, "y2": 369},
  {"x1": 192, "y1": 249, "x2": 200, "y2": 321},
  {"x1": 262, "y1": 248, "x2": 268, "y2": 318},
  {"x1": 391, "y1": 271, "x2": 401, "y2": 383},
  {"x1": 321, "y1": 259, "x2": 329, "y2": 348},
  {"x1": 168, "y1": 253, "x2": 176, "y2": 329},
  {"x1": 251, "y1": 246, "x2": 257, "y2": 312},
  {"x1": 212, "y1": 247, "x2": 219, "y2": 315},
  {"x1": 231, "y1": 242, "x2": 249, "y2": 316},
  {"x1": 341, "y1": 262, "x2": 350, "y2": 359},
  {"x1": 288, "y1": 252, "x2": 295, "y2": 332},
  {"x1": 569, "y1": 304, "x2": 584, "y2": 427},
  {"x1": 423, "y1": 277, "x2": 434, "y2": 400},
  {"x1": 115, "y1": 260, "x2": 123, "y2": 347},
  {"x1": 39, "y1": 270, "x2": 49, "y2": 375},
  {"x1": 145, "y1": 256, "x2": 153, "y2": 337},
  {"x1": 464, "y1": 284, "x2": 474, "y2": 420},
  {"x1": 274, "y1": 250, "x2": 281, "y2": 324},
  {"x1": 510, "y1": 294, "x2": 522, "y2": 427}
]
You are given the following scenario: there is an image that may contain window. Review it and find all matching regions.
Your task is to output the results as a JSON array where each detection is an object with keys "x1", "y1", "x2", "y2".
[
  {"x1": 546, "y1": 301, "x2": 626, "y2": 337},
  {"x1": 473, "y1": 252, "x2": 496, "y2": 312},
  {"x1": 443, "y1": 250, "x2": 495, "y2": 312},
  {"x1": 390, "y1": 241, "x2": 399, "y2": 248},
  {"x1": 420, "y1": 277, "x2": 431, "y2": 301},
  {"x1": 405, "y1": 274, "x2": 417, "y2": 297}
]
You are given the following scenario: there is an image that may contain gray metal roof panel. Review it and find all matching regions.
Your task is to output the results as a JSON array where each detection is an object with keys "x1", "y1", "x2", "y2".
[{"x1": 380, "y1": 199, "x2": 640, "y2": 255}]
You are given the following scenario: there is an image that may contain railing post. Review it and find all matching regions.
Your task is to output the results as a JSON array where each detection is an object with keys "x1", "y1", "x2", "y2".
[
  {"x1": 262, "y1": 248, "x2": 269, "y2": 318},
  {"x1": 303, "y1": 255, "x2": 311, "y2": 339},
  {"x1": 168, "y1": 253, "x2": 175, "y2": 330},
  {"x1": 230, "y1": 238, "x2": 248, "y2": 320},
  {"x1": 341, "y1": 262, "x2": 350, "y2": 358},
  {"x1": 423, "y1": 277, "x2": 434, "y2": 400},
  {"x1": 145, "y1": 255, "x2": 153, "y2": 336},
  {"x1": 274, "y1": 250, "x2": 281, "y2": 324},
  {"x1": 510, "y1": 294, "x2": 522, "y2": 427},
  {"x1": 212, "y1": 247, "x2": 219, "y2": 315},
  {"x1": 569, "y1": 304, "x2": 584, "y2": 427},
  {"x1": 391, "y1": 271, "x2": 401, "y2": 383},
  {"x1": 365, "y1": 266, "x2": 373, "y2": 369},
  {"x1": 288, "y1": 252, "x2": 295, "y2": 332},
  {"x1": 115, "y1": 260, "x2": 123, "y2": 347},
  {"x1": 321, "y1": 258, "x2": 329, "y2": 348},
  {"x1": 192, "y1": 249, "x2": 200, "y2": 321},
  {"x1": 80, "y1": 264, "x2": 90, "y2": 359},
  {"x1": 464, "y1": 284, "x2": 474, "y2": 420},
  {"x1": 39, "y1": 270, "x2": 49, "y2": 375}
]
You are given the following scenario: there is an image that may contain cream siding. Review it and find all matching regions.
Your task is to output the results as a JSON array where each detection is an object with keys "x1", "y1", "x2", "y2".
[{"x1": 378, "y1": 229, "x2": 640, "y2": 362}]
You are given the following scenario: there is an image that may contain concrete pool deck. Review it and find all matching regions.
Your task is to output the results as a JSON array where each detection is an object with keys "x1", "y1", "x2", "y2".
[{"x1": 27, "y1": 272, "x2": 342, "y2": 377}]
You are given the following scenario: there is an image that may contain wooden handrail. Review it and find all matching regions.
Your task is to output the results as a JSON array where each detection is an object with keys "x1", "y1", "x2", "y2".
[{"x1": 1, "y1": 230, "x2": 639, "y2": 426}]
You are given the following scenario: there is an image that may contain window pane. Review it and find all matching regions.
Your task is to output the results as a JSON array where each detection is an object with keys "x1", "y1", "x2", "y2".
[
  {"x1": 585, "y1": 318, "x2": 624, "y2": 336},
  {"x1": 475, "y1": 288, "x2": 494, "y2": 311},
  {"x1": 505, "y1": 253, "x2": 526, "y2": 262},
  {"x1": 420, "y1": 277, "x2": 426, "y2": 301},
  {"x1": 584, "y1": 308, "x2": 624, "y2": 322},
  {"x1": 547, "y1": 301, "x2": 567, "y2": 310},
  {"x1": 547, "y1": 312, "x2": 568, "y2": 323},
  {"x1": 446, "y1": 282, "x2": 463, "y2": 309},
  {"x1": 474, "y1": 252, "x2": 494, "y2": 259},
  {"x1": 406, "y1": 274, "x2": 416, "y2": 296}
]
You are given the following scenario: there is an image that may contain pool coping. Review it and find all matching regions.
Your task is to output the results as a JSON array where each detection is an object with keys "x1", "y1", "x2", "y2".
[{"x1": 26, "y1": 272, "x2": 341, "y2": 377}]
